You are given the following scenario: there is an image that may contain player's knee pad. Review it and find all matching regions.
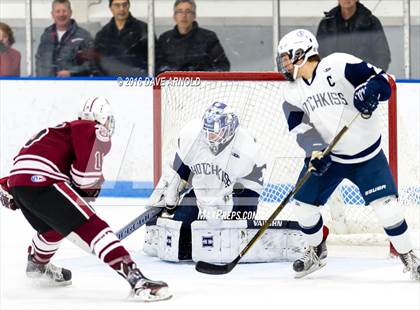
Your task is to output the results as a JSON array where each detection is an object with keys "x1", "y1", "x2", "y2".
[
  {"x1": 371, "y1": 195, "x2": 404, "y2": 228},
  {"x1": 293, "y1": 200, "x2": 321, "y2": 228},
  {"x1": 191, "y1": 220, "x2": 306, "y2": 263}
]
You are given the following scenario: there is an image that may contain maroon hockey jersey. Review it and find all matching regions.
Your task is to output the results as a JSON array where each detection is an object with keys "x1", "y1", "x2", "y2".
[{"x1": 9, "y1": 120, "x2": 111, "y2": 189}]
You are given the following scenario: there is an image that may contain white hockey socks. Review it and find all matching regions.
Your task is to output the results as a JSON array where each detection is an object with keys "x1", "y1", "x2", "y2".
[
  {"x1": 294, "y1": 200, "x2": 324, "y2": 247},
  {"x1": 371, "y1": 195, "x2": 413, "y2": 254}
]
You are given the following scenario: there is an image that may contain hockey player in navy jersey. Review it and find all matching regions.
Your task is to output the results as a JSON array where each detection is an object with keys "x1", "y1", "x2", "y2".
[
  {"x1": 0, "y1": 97, "x2": 171, "y2": 301},
  {"x1": 277, "y1": 29, "x2": 419, "y2": 280}
]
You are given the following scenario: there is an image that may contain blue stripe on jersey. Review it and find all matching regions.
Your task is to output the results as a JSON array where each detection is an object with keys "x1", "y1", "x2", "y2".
[
  {"x1": 173, "y1": 152, "x2": 191, "y2": 181},
  {"x1": 282, "y1": 101, "x2": 327, "y2": 157},
  {"x1": 345, "y1": 61, "x2": 379, "y2": 87},
  {"x1": 345, "y1": 62, "x2": 391, "y2": 100},
  {"x1": 282, "y1": 101, "x2": 305, "y2": 131},
  {"x1": 287, "y1": 111, "x2": 305, "y2": 131},
  {"x1": 331, "y1": 136, "x2": 381, "y2": 160}
]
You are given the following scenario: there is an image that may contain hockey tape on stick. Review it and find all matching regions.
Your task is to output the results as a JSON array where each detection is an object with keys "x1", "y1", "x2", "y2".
[
  {"x1": 115, "y1": 188, "x2": 191, "y2": 240},
  {"x1": 116, "y1": 207, "x2": 163, "y2": 240}
]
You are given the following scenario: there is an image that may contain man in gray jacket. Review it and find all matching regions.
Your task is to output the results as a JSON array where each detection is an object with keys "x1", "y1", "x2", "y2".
[
  {"x1": 35, "y1": 0, "x2": 95, "y2": 77},
  {"x1": 316, "y1": 0, "x2": 390, "y2": 70}
]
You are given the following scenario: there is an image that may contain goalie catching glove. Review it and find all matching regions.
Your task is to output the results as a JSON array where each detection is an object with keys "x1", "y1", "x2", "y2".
[
  {"x1": 0, "y1": 177, "x2": 18, "y2": 210},
  {"x1": 148, "y1": 168, "x2": 188, "y2": 214}
]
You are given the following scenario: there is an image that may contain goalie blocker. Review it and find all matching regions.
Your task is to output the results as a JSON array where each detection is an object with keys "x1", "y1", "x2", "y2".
[{"x1": 144, "y1": 218, "x2": 306, "y2": 263}]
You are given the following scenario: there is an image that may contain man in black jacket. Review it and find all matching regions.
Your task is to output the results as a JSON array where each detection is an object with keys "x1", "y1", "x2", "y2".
[
  {"x1": 94, "y1": 0, "x2": 153, "y2": 76},
  {"x1": 316, "y1": 0, "x2": 391, "y2": 70},
  {"x1": 156, "y1": 0, "x2": 230, "y2": 75},
  {"x1": 35, "y1": 0, "x2": 95, "y2": 77}
]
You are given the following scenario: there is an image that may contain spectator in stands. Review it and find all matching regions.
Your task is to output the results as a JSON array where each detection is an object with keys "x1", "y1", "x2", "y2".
[
  {"x1": 316, "y1": 0, "x2": 391, "y2": 70},
  {"x1": 94, "y1": 0, "x2": 153, "y2": 76},
  {"x1": 156, "y1": 0, "x2": 230, "y2": 74},
  {"x1": 0, "y1": 22, "x2": 21, "y2": 76},
  {"x1": 35, "y1": 0, "x2": 95, "y2": 77}
]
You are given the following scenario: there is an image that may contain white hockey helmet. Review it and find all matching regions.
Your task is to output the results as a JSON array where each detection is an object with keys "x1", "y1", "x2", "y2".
[
  {"x1": 78, "y1": 97, "x2": 115, "y2": 136},
  {"x1": 277, "y1": 29, "x2": 319, "y2": 81},
  {"x1": 202, "y1": 102, "x2": 239, "y2": 154}
]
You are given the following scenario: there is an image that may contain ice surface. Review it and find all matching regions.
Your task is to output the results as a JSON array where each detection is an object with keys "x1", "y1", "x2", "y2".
[{"x1": 1, "y1": 198, "x2": 419, "y2": 310}]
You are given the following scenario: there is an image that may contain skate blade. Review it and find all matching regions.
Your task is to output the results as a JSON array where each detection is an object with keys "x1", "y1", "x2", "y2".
[
  {"x1": 294, "y1": 261, "x2": 326, "y2": 279},
  {"x1": 130, "y1": 286, "x2": 172, "y2": 302}
]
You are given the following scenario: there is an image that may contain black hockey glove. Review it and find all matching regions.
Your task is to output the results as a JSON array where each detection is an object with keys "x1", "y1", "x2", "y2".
[
  {"x1": 310, "y1": 151, "x2": 332, "y2": 176},
  {"x1": 353, "y1": 82, "x2": 380, "y2": 119},
  {"x1": 0, "y1": 177, "x2": 18, "y2": 210}
]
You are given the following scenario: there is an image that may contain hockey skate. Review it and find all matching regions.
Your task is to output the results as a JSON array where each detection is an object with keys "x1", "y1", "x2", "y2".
[
  {"x1": 399, "y1": 251, "x2": 420, "y2": 281},
  {"x1": 293, "y1": 239, "x2": 328, "y2": 279},
  {"x1": 127, "y1": 268, "x2": 172, "y2": 302},
  {"x1": 26, "y1": 254, "x2": 72, "y2": 286}
]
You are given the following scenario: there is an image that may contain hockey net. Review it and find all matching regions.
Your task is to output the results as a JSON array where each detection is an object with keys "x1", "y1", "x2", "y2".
[{"x1": 153, "y1": 71, "x2": 419, "y2": 251}]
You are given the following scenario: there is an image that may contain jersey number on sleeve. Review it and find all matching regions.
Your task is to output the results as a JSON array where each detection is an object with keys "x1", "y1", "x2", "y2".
[{"x1": 94, "y1": 151, "x2": 103, "y2": 171}]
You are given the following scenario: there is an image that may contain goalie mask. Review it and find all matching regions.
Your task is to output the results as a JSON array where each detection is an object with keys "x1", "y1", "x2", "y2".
[
  {"x1": 277, "y1": 29, "x2": 319, "y2": 81},
  {"x1": 202, "y1": 102, "x2": 239, "y2": 154},
  {"x1": 78, "y1": 97, "x2": 115, "y2": 136}
]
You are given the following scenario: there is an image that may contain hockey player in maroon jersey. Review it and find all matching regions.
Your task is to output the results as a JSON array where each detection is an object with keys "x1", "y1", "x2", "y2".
[{"x1": 0, "y1": 97, "x2": 171, "y2": 302}]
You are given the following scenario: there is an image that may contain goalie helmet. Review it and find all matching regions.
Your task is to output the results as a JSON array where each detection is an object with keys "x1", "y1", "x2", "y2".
[
  {"x1": 277, "y1": 29, "x2": 319, "y2": 81},
  {"x1": 202, "y1": 102, "x2": 239, "y2": 154},
  {"x1": 78, "y1": 97, "x2": 115, "y2": 136}
]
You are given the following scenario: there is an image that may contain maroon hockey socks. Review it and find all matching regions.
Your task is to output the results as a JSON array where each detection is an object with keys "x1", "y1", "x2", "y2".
[
  {"x1": 73, "y1": 214, "x2": 138, "y2": 277},
  {"x1": 28, "y1": 230, "x2": 64, "y2": 264}
]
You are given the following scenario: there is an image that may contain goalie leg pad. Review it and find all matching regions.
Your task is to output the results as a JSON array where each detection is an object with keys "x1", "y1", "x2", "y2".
[
  {"x1": 155, "y1": 218, "x2": 184, "y2": 262},
  {"x1": 371, "y1": 195, "x2": 413, "y2": 254},
  {"x1": 293, "y1": 200, "x2": 323, "y2": 247},
  {"x1": 143, "y1": 224, "x2": 159, "y2": 257},
  {"x1": 191, "y1": 219, "x2": 306, "y2": 263}
]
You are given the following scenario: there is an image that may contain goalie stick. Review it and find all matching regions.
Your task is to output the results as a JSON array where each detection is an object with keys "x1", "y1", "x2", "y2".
[
  {"x1": 116, "y1": 206, "x2": 163, "y2": 240},
  {"x1": 195, "y1": 112, "x2": 362, "y2": 275},
  {"x1": 115, "y1": 187, "x2": 190, "y2": 240}
]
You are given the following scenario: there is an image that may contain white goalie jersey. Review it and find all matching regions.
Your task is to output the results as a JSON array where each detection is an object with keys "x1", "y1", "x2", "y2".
[
  {"x1": 284, "y1": 53, "x2": 387, "y2": 164},
  {"x1": 174, "y1": 118, "x2": 266, "y2": 213}
]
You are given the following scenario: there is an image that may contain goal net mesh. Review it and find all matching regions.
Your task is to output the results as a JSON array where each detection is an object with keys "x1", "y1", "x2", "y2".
[{"x1": 155, "y1": 72, "x2": 419, "y2": 248}]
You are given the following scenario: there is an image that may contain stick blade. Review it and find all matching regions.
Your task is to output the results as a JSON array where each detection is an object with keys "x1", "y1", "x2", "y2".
[{"x1": 195, "y1": 261, "x2": 233, "y2": 275}]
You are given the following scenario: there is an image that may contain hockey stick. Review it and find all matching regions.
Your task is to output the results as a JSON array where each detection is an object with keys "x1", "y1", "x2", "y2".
[
  {"x1": 115, "y1": 185, "x2": 191, "y2": 240},
  {"x1": 195, "y1": 113, "x2": 361, "y2": 275},
  {"x1": 116, "y1": 206, "x2": 163, "y2": 240}
]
